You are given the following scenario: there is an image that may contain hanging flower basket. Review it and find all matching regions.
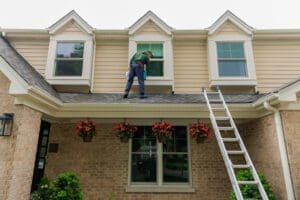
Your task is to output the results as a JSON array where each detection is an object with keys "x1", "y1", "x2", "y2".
[
  {"x1": 112, "y1": 121, "x2": 137, "y2": 143},
  {"x1": 152, "y1": 120, "x2": 173, "y2": 143},
  {"x1": 189, "y1": 121, "x2": 210, "y2": 143},
  {"x1": 75, "y1": 119, "x2": 97, "y2": 142}
]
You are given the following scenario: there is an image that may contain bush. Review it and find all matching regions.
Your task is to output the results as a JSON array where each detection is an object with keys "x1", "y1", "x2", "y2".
[
  {"x1": 229, "y1": 169, "x2": 276, "y2": 200},
  {"x1": 32, "y1": 172, "x2": 83, "y2": 200}
]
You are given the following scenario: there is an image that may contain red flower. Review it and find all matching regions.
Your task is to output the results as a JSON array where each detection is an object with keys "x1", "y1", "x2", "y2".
[
  {"x1": 112, "y1": 121, "x2": 138, "y2": 139},
  {"x1": 189, "y1": 121, "x2": 210, "y2": 142},
  {"x1": 152, "y1": 120, "x2": 173, "y2": 139},
  {"x1": 75, "y1": 119, "x2": 97, "y2": 138}
]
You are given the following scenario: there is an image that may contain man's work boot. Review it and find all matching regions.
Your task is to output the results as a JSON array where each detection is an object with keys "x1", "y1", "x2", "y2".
[{"x1": 123, "y1": 93, "x2": 128, "y2": 99}]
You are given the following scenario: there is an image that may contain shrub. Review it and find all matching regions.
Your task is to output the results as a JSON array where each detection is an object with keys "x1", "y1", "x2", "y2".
[
  {"x1": 229, "y1": 169, "x2": 276, "y2": 200},
  {"x1": 32, "y1": 172, "x2": 83, "y2": 200}
]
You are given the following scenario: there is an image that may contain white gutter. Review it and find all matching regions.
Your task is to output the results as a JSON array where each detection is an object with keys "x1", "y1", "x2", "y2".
[{"x1": 263, "y1": 102, "x2": 295, "y2": 200}]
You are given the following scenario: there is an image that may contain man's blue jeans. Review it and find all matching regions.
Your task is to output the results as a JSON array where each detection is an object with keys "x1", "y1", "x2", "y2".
[{"x1": 124, "y1": 64, "x2": 144, "y2": 95}]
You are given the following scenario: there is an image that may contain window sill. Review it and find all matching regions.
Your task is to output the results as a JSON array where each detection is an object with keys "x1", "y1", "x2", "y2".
[
  {"x1": 46, "y1": 78, "x2": 91, "y2": 86},
  {"x1": 133, "y1": 78, "x2": 173, "y2": 86},
  {"x1": 210, "y1": 79, "x2": 257, "y2": 86},
  {"x1": 126, "y1": 185, "x2": 195, "y2": 193}
]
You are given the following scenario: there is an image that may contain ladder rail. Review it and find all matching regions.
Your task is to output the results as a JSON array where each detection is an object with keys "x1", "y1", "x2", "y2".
[
  {"x1": 203, "y1": 88, "x2": 269, "y2": 200},
  {"x1": 217, "y1": 89, "x2": 269, "y2": 200},
  {"x1": 203, "y1": 90, "x2": 244, "y2": 200}
]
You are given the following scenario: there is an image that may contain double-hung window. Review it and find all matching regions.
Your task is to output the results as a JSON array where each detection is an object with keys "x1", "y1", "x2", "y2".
[
  {"x1": 55, "y1": 42, "x2": 84, "y2": 76},
  {"x1": 217, "y1": 42, "x2": 247, "y2": 77},
  {"x1": 137, "y1": 43, "x2": 164, "y2": 77},
  {"x1": 130, "y1": 126, "x2": 190, "y2": 186}
]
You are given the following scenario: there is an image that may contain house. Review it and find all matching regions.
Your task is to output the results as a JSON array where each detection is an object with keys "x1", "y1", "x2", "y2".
[{"x1": 0, "y1": 10, "x2": 299, "y2": 200}]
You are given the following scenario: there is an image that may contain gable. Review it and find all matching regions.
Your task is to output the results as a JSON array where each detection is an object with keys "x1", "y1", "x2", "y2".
[
  {"x1": 56, "y1": 20, "x2": 86, "y2": 35},
  {"x1": 135, "y1": 20, "x2": 168, "y2": 36},
  {"x1": 215, "y1": 20, "x2": 246, "y2": 35}
]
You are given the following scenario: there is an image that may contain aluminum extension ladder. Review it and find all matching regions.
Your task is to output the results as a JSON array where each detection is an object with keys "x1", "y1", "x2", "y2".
[{"x1": 202, "y1": 88, "x2": 269, "y2": 200}]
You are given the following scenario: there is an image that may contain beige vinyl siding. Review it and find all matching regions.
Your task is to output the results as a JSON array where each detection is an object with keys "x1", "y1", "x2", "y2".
[
  {"x1": 57, "y1": 20, "x2": 84, "y2": 35},
  {"x1": 136, "y1": 20, "x2": 166, "y2": 35},
  {"x1": 10, "y1": 39, "x2": 49, "y2": 76},
  {"x1": 173, "y1": 40, "x2": 209, "y2": 93},
  {"x1": 217, "y1": 21, "x2": 244, "y2": 35},
  {"x1": 254, "y1": 40, "x2": 300, "y2": 93},
  {"x1": 93, "y1": 40, "x2": 128, "y2": 93}
]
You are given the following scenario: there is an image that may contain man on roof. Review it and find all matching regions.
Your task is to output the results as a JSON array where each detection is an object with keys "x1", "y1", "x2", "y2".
[{"x1": 123, "y1": 51, "x2": 153, "y2": 99}]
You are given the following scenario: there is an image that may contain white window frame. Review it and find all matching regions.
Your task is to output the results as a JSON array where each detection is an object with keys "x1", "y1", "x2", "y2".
[
  {"x1": 129, "y1": 34, "x2": 174, "y2": 86},
  {"x1": 207, "y1": 34, "x2": 257, "y2": 86},
  {"x1": 136, "y1": 42, "x2": 165, "y2": 77},
  {"x1": 126, "y1": 126, "x2": 194, "y2": 193},
  {"x1": 216, "y1": 41, "x2": 247, "y2": 77},
  {"x1": 45, "y1": 33, "x2": 94, "y2": 86},
  {"x1": 54, "y1": 41, "x2": 85, "y2": 77}
]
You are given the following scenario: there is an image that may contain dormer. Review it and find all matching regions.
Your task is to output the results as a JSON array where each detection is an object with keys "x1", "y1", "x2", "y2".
[
  {"x1": 207, "y1": 11, "x2": 257, "y2": 87},
  {"x1": 45, "y1": 10, "x2": 94, "y2": 92},
  {"x1": 128, "y1": 11, "x2": 174, "y2": 86}
]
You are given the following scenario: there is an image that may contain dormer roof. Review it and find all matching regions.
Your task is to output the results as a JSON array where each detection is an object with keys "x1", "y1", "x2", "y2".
[
  {"x1": 129, "y1": 10, "x2": 173, "y2": 35},
  {"x1": 48, "y1": 10, "x2": 93, "y2": 34},
  {"x1": 207, "y1": 10, "x2": 254, "y2": 35}
]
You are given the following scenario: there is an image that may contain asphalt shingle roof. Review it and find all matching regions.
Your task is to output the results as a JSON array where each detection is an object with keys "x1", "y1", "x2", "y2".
[
  {"x1": 59, "y1": 93, "x2": 264, "y2": 104},
  {"x1": 0, "y1": 36, "x2": 59, "y2": 98}
]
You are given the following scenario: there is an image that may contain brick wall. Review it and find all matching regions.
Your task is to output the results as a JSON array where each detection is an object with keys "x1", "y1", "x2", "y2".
[
  {"x1": 281, "y1": 111, "x2": 300, "y2": 199},
  {"x1": 0, "y1": 72, "x2": 42, "y2": 200},
  {"x1": 238, "y1": 114, "x2": 287, "y2": 200},
  {"x1": 45, "y1": 123, "x2": 232, "y2": 200}
]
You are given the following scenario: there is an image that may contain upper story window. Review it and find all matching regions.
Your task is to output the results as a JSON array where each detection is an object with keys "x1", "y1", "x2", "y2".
[
  {"x1": 130, "y1": 126, "x2": 190, "y2": 185},
  {"x1": 137, "y1": 43, "x2": 164, "y2": 77},
  {"x1": 217, "y1": 42, "x2": 247, "y2": 77},
  {"x1": 55, "y1": 42, "x2": 84, "y2": 76}
]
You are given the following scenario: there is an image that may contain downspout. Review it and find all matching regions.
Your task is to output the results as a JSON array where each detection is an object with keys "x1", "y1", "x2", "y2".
[{"x1": 263, "y1": 102, "x2": 295, "y2": 200}]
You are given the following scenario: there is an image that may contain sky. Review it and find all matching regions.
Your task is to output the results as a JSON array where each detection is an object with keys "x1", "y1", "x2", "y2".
[{"x1": 1, "y1": 0, "x2": 300, "y2": 30}]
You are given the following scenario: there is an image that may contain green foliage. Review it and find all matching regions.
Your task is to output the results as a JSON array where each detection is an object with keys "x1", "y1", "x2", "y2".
[
  {"x1": 229, "y1": 169, "x2": 276, "y2": 200},
  {"x1": 32, "y1": 172, "x2": 83, "y2": 200}
]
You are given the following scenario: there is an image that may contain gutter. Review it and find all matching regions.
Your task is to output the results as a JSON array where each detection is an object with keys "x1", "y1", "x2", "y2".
[{"x1": 263, "y1": 102, "x2": 295, "y2": 200}]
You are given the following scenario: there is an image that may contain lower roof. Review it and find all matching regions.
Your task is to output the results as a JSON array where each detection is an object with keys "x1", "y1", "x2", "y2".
[{"x1": 59, "y1": 93, "x2": 265, "y2": 104}]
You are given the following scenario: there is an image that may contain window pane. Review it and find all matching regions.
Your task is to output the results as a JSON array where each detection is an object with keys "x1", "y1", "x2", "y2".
[
  {"x1": 132, "y1": 154, "x2": 157, "y2": 182},
  {"x1": 137, "y1": 43, "x2": 163, "y2": 58},
  {"x1": 164, "y1": 126, "x2": 187, "y2": 152},
  {"x1": 218, "y1": 60, "x2": 247, "y2": 77},
  {"x1": 150, "y1": 44, "x2": 163, "y2": 58},
  {"x1": 55, "y1": 60, "x2": 83, "y2": 76},
  {"x1": 56, "y1": 42, "x2": 84, "y2": 58},
  {"x1": 147, "y1": 61, "x2": 163, "y2": 76},
  {"x1": 163, "y1": 154, "x2": 189, "y2": 182},
  {"x1": 217, "y1": 42, "x2": 244, "y2": 58},
  {"x1": 137, "y1": 44, "x2": 149, "y2": 54}
]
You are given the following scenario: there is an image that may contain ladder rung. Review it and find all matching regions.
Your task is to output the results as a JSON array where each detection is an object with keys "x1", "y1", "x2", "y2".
[
  {"x1": 238, "y1": 180, "x2": 258, "y2": 185},
  {"x1": 207, "y1": 92, "x2": 220, "y2": 94},
  {"x1": 222, "y1": 138, "x2": 239, "y2": 142},
  {"x1": 219, "y1": 127, "x2": 234, "y2": 131},
  {"x1": 209, "y1": 100, "x2": 223, "y2": 103},
  {"x1": 227, "y1": 150, "x2": 245, "y2": 155},
  {"x1": 215, "y1": 117, "x2": 230, "y2": 120},
  {"x1": 232, "y1": 164, "x2": 250, "y2": 169}
]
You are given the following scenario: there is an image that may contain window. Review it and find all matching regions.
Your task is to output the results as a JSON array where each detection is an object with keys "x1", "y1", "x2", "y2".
[
  {"x1": 217, "y1": 42, "x2": 247, "y2": 77},
  {"x1": 55, "y1": 42, "x2": 84, "y2": 76},
  {"x1": 137, "y1": 43, "x2": 164, "y2": 77},
  {"x1": 130, "y1": 126, "x2": 189, "y2": 185}
]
